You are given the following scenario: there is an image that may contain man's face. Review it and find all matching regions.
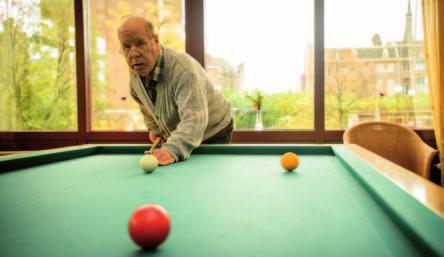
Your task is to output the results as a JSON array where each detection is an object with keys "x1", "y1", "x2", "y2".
[{"x1": 118, "y1": 20, "x2": 160, "y2": 76}]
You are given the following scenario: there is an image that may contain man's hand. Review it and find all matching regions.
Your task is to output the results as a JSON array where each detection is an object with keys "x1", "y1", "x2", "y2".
[{"x1": 151, "y1": 149, "x2": 175, "y2": 166}]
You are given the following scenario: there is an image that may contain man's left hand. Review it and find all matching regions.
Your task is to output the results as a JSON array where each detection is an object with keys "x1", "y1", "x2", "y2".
[{"x1": 151, "y1": 149, "x2": 175, "y2": 166}]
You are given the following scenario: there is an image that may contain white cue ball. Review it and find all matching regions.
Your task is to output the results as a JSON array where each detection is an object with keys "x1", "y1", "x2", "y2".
[{"x1": 139, "y1": 155, "x2": 158, "y2": 173}]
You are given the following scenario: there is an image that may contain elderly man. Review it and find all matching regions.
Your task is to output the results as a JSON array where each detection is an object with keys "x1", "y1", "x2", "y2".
[{"x1": 118, "y1": 16, "x2": 233, "y2": 165}]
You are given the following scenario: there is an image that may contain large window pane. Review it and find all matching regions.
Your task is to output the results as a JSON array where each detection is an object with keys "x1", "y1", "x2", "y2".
[
  {"x1": 0, "y1": 0, "x2": 77, "y2": 131},
  {"x1": 205, "y1": 0, "x2": 314, "y2": 130},
  {"x1": 325, "y1": 0, "x2": 431, "y2": 129},
  {"x1": 89, "y1": 0, "x2": 185, "y2": 131}
]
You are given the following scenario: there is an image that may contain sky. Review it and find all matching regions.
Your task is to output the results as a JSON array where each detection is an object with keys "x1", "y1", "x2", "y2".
[
  {"x1": 0, "y1": 0, "x2": 41, "y2": 36},
  {"x1": 204, "y1": 0, "x2": 423, "y2": 93}
]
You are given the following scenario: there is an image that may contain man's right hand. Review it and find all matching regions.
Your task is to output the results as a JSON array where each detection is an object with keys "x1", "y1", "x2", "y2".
[{"x1": 151, "y1": 149, "x2": 175, "y2": 166}]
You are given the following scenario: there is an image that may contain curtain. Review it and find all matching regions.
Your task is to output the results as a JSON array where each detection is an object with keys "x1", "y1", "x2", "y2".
[{"x1": 422, "y1": 0, "x2": 444, "y2": 185}]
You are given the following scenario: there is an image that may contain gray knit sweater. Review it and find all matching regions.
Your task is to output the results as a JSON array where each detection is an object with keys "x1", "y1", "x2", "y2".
[{"x1": 129, "y1": 46, "x2": 232, "y2": 161}]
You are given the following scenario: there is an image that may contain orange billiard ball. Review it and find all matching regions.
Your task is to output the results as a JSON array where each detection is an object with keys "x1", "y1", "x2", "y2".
[
  {"x1": 280, "y1": 152, "x2": 300, "y2": 171},
  {"x1": 128, "y1": 204, "x2": 170, "y2": 250}
]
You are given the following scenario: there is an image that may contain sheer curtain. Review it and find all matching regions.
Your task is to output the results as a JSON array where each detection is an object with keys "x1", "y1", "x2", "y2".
[{"x1": 422, "y1": 0, "x2": 444, "y2": 185}]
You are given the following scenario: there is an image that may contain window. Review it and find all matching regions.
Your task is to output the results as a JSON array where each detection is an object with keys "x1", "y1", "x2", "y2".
[
  {"x1": 0, "y1": 0, "x2": 77, "y2": 131},
  {"x1": 325, "y1": 0, "x2": 431, "y2": 129},
  {"x1": 387, "y1": 63, "x2": 395, "y2": 72},
  {"x1": 204, "y1": 0, "x2": 314, "y2": 130},
  {"x1": 416, "y1": 60, "x2": 425, "y2": 71},
  {"x1": 0, "y1": 0, "x2": 435, "y2": 149},
  {"x1": 377, "y1": 63, "x2": 395, "y2": 73},
  {"x1": 377, "y1": 64, "x2": 385, "y2": 73},
  {"x1": 416, "y1": 77, "x2": 425, "y2": 86},
  {"x1": 88, "y1": 0, "x2": 185, "y2": 131},
  {"x1": 403, "y1": 62, "x2": 410, "y2": 71},
  {"x1": 376, "y1": 79, "x2": 384, "y2": 90}
]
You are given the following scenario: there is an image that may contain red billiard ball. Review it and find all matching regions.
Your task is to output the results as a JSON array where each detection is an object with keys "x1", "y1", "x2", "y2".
[{"x1": 128, "y1": 204, "x2": 171, "y2": 250}]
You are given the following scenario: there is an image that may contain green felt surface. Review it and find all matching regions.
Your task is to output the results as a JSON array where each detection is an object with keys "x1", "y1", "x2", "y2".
[{"x1": 0, "y1": 145, "x2": 442, "y2": 257}]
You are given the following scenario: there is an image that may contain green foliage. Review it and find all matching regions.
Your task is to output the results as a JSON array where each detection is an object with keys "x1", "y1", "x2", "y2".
[
  {"x1": 245, "y1": 90, "x2": 264, "y2": 110},
  {"x1": 221, "y1": 86, "x2": 431, "y2": 130},
  {"x1": 326, "y1": 93, "x2": 432, "y2": 129},
  {"x1": 263, "y1": 92, "x2": 313, "y2": 129},
  {"x1": 0, "y1": 17, "x2": 32, "y2": 129},
  {"x1": 221, "y1": 88, "x2": 314, "y2": 129},
  {"x1": 0, "y1": 0, "x2": 77, "y2": 130}
]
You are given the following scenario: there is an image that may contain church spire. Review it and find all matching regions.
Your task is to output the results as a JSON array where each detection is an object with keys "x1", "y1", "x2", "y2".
[{"x1": 403, "y1": 0, "x2": 413, "y2": 43}]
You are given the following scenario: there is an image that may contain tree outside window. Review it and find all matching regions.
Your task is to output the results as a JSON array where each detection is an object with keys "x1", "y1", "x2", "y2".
[{"x1": 0, "y1": 0, "x2": 77, "y2": 131}]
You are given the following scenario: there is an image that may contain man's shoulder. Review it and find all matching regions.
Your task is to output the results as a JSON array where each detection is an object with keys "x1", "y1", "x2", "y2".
[
  {"x1": 162, "y1": 45, "x2": 185, "y2": 58},
  {"x1": 162, "y1": 46, "x2": 207, "y2": 82},
  {"x1": 163, "y1": 46, "x2": 198, "y2": 68}
]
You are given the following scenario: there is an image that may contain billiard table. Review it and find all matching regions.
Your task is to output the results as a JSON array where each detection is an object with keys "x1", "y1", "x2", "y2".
[{"x1": 0, "y1": 144, "x2": 443, "y2": 257}]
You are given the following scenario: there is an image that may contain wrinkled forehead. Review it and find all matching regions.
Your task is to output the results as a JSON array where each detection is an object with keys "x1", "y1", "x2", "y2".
[{"x1": 118, "y1": 22, "x2": 148, "y2": 42}]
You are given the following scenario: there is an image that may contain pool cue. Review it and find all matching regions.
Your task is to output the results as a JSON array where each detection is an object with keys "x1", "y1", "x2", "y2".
[{"x1": 145, "y1": 137, "x2": 161, "y2": 154}]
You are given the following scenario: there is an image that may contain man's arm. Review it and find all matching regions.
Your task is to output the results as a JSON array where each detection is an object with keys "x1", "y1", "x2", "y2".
[
  {"x1": 160, "y1": 73, "x2": 209, "y2": 161},
  {"x1": 131, "y1": 87, "x2": 173, "y2": 165}
]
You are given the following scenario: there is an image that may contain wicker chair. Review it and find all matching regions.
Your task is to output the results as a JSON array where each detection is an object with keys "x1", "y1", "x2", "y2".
[{"x1": 343, "y1": 121, "x2": 438, "y2": 179}]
